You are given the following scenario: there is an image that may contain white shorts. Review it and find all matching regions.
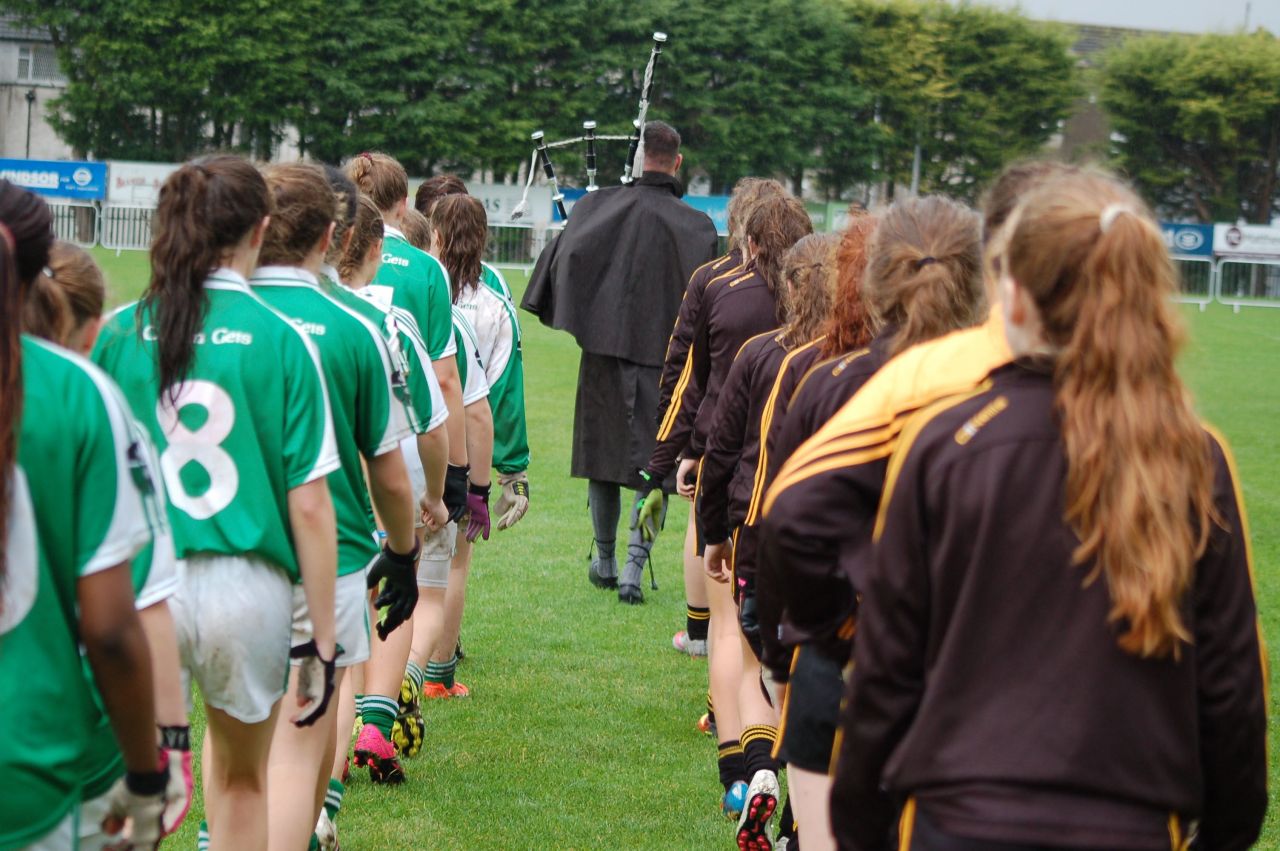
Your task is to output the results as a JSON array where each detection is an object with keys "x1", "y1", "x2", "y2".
[
  {"x1": 402, "y1": 436, "x2": 426, "y2": 505},
  {"x1": 169, "y1": 554, "x2": 293, "y2": 724},
  {"x1": 417, "y1": 521, "x2": 457, "y2": 588},
  {"x1": 78, "y1": 789, "x2": 121, "y2": 851},
  {"x1": 20, "y1": 809, "x2": 76, "y2": 851},
  {"x1": 135, "y1": 525, "x2": 179, "y2": 611},
  {"x1": 291, "y1": 570, "x2": 371, "y2": 668}
]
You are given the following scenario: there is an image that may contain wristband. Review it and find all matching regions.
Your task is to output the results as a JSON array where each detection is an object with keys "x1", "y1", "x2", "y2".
[
  {"x1": 159, "y1": 725, "x2": 190, "y2": 751},
  {"x1": 126, "y1": 768, "x2": 169, "y2": 796}
]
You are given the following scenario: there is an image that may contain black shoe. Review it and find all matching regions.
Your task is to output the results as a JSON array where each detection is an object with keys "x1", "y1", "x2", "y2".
[
  {"x1": 617, "y1": 561, "x2": 645, "y2": 603},
  {"x1": 589, "y1": 558, "x2": 617, "y2": 589}
]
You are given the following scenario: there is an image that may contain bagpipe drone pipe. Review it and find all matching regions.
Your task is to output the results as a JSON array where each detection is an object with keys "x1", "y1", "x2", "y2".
[{"x1": 511, "y1": 32, "x2": 667, "y2": 222}]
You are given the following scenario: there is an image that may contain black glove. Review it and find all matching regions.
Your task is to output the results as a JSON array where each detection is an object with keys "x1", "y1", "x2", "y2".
[
  {"x1": 290, "y1": 639, "x2": 340, "y2": 727},
  {"x1": 367, "y1": 538, "x2": 421, "y2": 639},
  {"x1": 444, "y1": 463, "x2": 470, "y2": 523}
]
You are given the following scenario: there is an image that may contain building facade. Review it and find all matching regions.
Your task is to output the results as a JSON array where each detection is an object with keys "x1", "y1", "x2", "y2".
[{"x1": 0, "y1": 15, "x2": 73, "y2": 160}]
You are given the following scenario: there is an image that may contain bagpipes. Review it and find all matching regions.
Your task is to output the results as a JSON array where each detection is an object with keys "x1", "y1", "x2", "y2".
[{"x1": 511, "y1": 31, "x2": 667, "y2": 222}]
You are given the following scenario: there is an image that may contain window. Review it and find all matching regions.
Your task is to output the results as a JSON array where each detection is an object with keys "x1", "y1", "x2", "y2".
[{"x1": 16, "y1": 45, "x2": 63, "y2": 83}]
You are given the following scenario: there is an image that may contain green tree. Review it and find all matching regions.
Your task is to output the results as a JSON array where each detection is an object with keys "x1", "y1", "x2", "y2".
[{"x1": 1101, "y1": 31, "x2": 1280, "y2": 223}]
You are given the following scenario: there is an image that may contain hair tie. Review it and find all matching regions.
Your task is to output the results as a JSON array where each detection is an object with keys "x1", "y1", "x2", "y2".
[
  {"x1": 42, "y1": 266, "x2": 55, "y2": 280},
  {"x1": 1099, "y1": 203, "x2": 1135, "y2": 233},
  {"x1": 914, "y1": 256, "x2": 938, "y2": 270},
  {"x1": 360, "y1": 152, "x2": 374, "y2": 161}
]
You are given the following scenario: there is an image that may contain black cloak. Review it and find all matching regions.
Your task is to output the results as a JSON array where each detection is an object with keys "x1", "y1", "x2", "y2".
[
  {"x1": 521, "y1": 171, "x2": 719, "y2": 487},
  {"x1": 522, "y1": 171, "x2": 719, "y2": 367}
]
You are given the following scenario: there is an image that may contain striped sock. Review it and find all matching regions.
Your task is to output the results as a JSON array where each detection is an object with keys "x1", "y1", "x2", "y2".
[
  {"x1": 406, "y1": 660, "x2": 426, "y2": 691},
  {"x1": 363, "y1": 695, "x2": 398, "y2": 739},
  {"x1": 324, "y1": 777, "x2": 345, "y2": 820},
  {"x1": 197, "y1": 820, "x2": 210, "y2": 851},
  {"x1": 717, "y1": 740, "x2": 746, "y2": 790},
  {"x1": 686, "y1": 605, "x2": 710, "y2": 642},
  {"x1": 355, "y1": 693, "x2": 366, "y2": 718},
  {"x1": 741, "y1": 724, "x2": 779, "y2": 778},
  {"x1": 426, "y1": 657, "x2": 458, "y2": 689}
]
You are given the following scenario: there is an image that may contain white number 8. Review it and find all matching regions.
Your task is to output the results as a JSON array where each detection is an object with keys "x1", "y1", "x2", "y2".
[{"x1": 157, "y1": 380, "x2": 239, "y2": 520}]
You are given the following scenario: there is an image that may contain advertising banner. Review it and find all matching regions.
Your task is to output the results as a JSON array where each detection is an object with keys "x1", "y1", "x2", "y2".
[
  {"x1": 0, "y1": 159, "x2": 107, "y2": 200},
  {"x1": 1159, "y1": 222, "x2": 1213, "y2": 258},
  {"x1": 106, "y1": 161, "x2": 181, "y2": 206},
  {"x1": 684, "y1": 195, "x2": 730, "y2": 235},
  {"x1": 1213, "y1": 223, "x2": 1280, "y2": 259}
]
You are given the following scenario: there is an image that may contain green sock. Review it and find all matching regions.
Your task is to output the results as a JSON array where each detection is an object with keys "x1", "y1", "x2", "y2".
[
  {"x1": 308, "y1": 834, "x2": 320, "y2": 851},
  {"x1": 406, "y1": 660, "x2": 426, "y2": 691},
  {"x1": 198, "y1": 821, "x2": 210, "y2": 851},
  {"x1": 363, "y1": 695, "x2": 397, "y2": 738},
  {"x1": 354, "y1": 693, "x2": 366, "y2": 719},
  {"x1": 426, "y1": 657, "x2": 457, "y2": 689},
  {"x1": 324, "y1": 777, "x2": 345, "y2": 820}
]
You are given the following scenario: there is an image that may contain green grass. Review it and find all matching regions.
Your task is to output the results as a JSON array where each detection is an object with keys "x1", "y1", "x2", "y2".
[{"x1": 88, "y1": 248, "x2": 1280, "y2": 849}]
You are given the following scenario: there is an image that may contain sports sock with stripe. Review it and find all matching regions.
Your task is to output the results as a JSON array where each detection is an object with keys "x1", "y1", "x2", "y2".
[
  {"x1": 741, "y1": 724, "x2": 779, "y2": 778},
  {"x1": 405, "y1": 661, "x2": 426, "y2": 692},
  {"x1": 426, "y1": 656, "x2": 458, "y2": 689},
  {"x1": 362, "y1": 695, "x2": 398, "y2": 738},
  {"x1": 717, "y1": 739, "x2": 747, "y2": 790},
  {"x1": 686, "y1": 605, "x2": 710, "y2": 642},
  {"x1": 324, "y1": 777, "x2": 345, "y2": 820},
  {"x1": 197, "y1": 821, "x2": 210, "y2": 851}
]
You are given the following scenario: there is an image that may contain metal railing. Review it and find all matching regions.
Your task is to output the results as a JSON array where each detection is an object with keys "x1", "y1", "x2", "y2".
[
  {"x1": 486, "y1": 224, "x2": 537, "y2": 267},
  {"x1": 47, "y1": 200, "x2": 99, "y2": 248},
  {"x1": 100, "y1": 205, "x2": 155, "y2": 252},
  {"x1": 1173, "y1": 257, "x2": 1214, "y2": 310},
  {"x1": 1216, "y1": 259, "x2": 1280, "y2": 310}
]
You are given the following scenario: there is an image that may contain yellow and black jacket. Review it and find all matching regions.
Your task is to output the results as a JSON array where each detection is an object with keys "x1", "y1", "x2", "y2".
[{"x1": 831, "y1": 360, "x2": 1267, "y2": 851}]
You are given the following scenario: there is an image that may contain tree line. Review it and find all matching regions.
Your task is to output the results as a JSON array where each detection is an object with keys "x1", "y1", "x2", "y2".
[{"x1": 5, "y1": 0, "x2": 1279, "y2": 219}]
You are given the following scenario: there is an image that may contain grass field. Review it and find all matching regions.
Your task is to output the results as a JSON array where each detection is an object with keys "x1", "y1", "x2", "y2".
[{"x1": 88, "y1": 247, "x2": 1280, "y2": 849}]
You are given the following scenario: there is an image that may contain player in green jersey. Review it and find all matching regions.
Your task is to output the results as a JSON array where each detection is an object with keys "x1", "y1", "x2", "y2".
[
  {"x1": 432, "y1": 195, "x2": 531, "y2": 531},
  {"x1": 252, "y1": 164, "x2": 425, "y2": 844},
  {"x1": 411, "y1": 173, "x2": 515, "y2": 305},
  {"x1": 1, "y1": 182, "x2": 173, "y2": 850},
  {"x1": 347, "y1": 153, "x2": 471, "y2": 527},
  {"x1": 92, "y1": 157, "x2": 342, "y2": 850},
  {"x1": 27, "y1": 244, "x2": 195, "y2": 846}
]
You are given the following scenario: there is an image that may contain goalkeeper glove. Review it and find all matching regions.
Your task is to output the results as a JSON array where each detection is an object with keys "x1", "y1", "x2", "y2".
[
  {"x1": 367, "y1": 538, "x2": 421, "y2": 639},
  {"x1": 159, "y1": 725, "x2": 193, "y2": 835},
  {"x1": 631, "y1": 470, "x2": 665, "y2": 543},
  {"x1": 443, "y1": 463, "x2": 470, "y2": 523},
  {"x1": 494, "y1": 471, "x2": 530, "y2": 530},
  {"x1": 465, "y1": 481, "x2": 491, "y2": 542},
  {"x1": 290, "y1": 639, "x2": 341, "y2": 727},
  {"x1": 102, "y1": 766, "x2": 169, "y2": 850}
]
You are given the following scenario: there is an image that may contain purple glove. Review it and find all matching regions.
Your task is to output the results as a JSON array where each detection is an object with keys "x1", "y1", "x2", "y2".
[{"x1": 465, "y1": 482, "x2": 491, "y2": 542}]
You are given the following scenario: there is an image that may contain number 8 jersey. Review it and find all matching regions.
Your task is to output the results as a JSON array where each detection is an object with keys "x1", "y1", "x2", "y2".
[{"x1": 93, "y1": 267, "x2": 340, "y2": 580}]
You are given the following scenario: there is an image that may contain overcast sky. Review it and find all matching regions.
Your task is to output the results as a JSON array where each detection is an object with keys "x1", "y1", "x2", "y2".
[{"x1": 968, "y1": 0, "x2": 1279, "y2": 34}]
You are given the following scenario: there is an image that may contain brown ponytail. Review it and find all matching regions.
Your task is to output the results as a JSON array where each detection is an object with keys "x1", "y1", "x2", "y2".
[
  {"x1": 322, "y1": 165, "x2": 360, "y2": 269},
  {"x1": 1005, "y1": 172, "x2": 1214, "y2": 659},
  {"x1": 24, "y1": 242, "x2": 106, "y2": 346},
  {"x1": 345, "y1": 152, "x2": 408, "y2": 213},
  {"x1": 745, "y1": 196, "x2": 812, "y2": 304},
  {"x1": 863, "y1": 195, "x2": 984, "y2": 356},
  {"x1": 780, "y1": 233, "x2": 839, "y2": 349},
  {"x1": 430, "y1": 194, "x2": 487, "y2": 303},
  {"x1": 144, "y1": 155, "x2": 271, "y2": 401},
  {"x1": 260, "y1": 163, "x2": 338, "y2": 266},
  {"x1": 727, "y1": 178, "x2": 788, "y2": 254},
  {"x1": 339, "y1": 195, "x2": 385, "y2": 284},
  {"x1": 0, "y1": 179, "x2": 55, "y2": 605},
  {"x1": 819, "y1": 212, "x2": 877, "y2": 358}
]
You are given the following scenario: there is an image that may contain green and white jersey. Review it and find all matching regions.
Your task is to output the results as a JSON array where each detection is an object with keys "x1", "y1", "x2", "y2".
[
  {"x1": 451, "y1": 307, "x2": 490, "y2": 406},
  {"x1": 2, "y1": 337, "x2": 160, "y2": 847},
  {"x1": 93, "y1": 268, "x2": 340, "y2": 580},
  {"x1": 455, "y1": 282, "x2": 529, "y2": 474},
  {"x1": 480, "y1": 261, "x2": 513, "y2": 303},
  {"x1": 365, "y1": 225, "x2": 456, "y2": 362},
  {"x1": 252, "y1": 266, "x2": 413, "y2": 576}
]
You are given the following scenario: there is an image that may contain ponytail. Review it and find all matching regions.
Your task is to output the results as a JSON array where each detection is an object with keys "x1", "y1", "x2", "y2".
[
  {"x1": 819, "y1": 213, "x2": 877, "y2": 358},
  {"x1": 143, "y1": 156, "x2": 270, "y2": 401},
  {"x1": 339, "y1": 195, "x2": 385, "y2": 284},
  {"x1": 745, "y1": 195, "x2": 812, "y2": 306},
  {"x1": 24, "y1": 242, "x2": 106, "y2": 346},
  {"x1": 863, "y1": 195, "x2": 984, "y2": 356},
  {"x1": 0, "y1": 179, "x2": 55, "y2": 609},
  {"x1": 780, "y1": 233, "x2": 838, "y2": 349},
  {"x1": 345, "y1": 152, "x2": 408, "y2": 213},
  {"x1": 430, "y1": 194, "x2": 487, "y2": 303},
  {"x1": 22, "y1": 267, "x2": 72, "y2": 344},
  {"x1": 1005, "y1": 172, "x2": 1214, "y2": 659}
]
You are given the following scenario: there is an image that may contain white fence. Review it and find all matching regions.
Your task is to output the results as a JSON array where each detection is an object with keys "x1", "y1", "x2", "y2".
[
  {"x1": 1216, "y1": 259, "x2": 1280, "y2": 310},
  {"x1": 47, "y1": 200, "x2": 99, "y2": 248},
  {"x1": 100, "y1": 205, "x2": 155, "y2": 252}
]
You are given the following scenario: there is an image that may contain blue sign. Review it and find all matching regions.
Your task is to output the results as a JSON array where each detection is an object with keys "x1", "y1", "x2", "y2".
[
  {"x1": 1159, "y1": 222, "x2": 1213, "y2": 258},
  {"x1": 683, "y1": 195, "x2": 730, "y2": 235},
  {"x1": 0, "y1": 159, "x2": 108, "y2": 200}
]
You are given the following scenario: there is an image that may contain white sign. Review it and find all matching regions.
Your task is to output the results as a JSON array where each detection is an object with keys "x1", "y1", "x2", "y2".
[
  {"x1": 475, "y1": 184, "x2": 552, "y2": 224},
  {"x1": 107, "y1": 161, "x2": 180, "y2": 206},
  {"x1": 1213, "y1": 223, "x2": 1280, "y2": 259}
]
